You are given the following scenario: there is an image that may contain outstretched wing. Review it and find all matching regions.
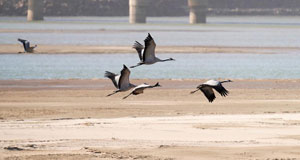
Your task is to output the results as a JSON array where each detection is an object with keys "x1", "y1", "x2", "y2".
[
  {"x1": 25, "y1": 41, "x2": 30, "y2": 50},
  {"x1": 18, "y1": 38, "x2": 30, "y2": 50},
  {"x1": 143, "y1": 33, "x2": 156, "y2": 62},
  {"x1": 104, "y1": 71, "x2": 119, "y2": 89},
  {"x1": 200, "y1": 85, "x2": 216, "y2": 103},
  {"x1": 133, "y1": 41, "x2": 144, "y2": 61},
  {"x1": 118, "y1": 65, "x2": 131, "y2": 89},
  {"x1": 213, "y1": 84, "x2": 229, "y2": 97}
]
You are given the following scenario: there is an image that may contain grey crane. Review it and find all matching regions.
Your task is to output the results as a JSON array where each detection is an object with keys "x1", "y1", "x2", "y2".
[
  {"x1": 130, "y1": 33, "x2": 175, "y2": 68},
  {"x1": 18, "y1": 38, "x2": 37, "y2": 53},
  {"x1": 105, "y1": 64, "x2": 136, "y2": 97},
  {"x1": 123, "y1": 82, "x2": 161, "y2": 99},
  {"x1": 190, "y1": 79, "x2": 232, "y2": 103}
]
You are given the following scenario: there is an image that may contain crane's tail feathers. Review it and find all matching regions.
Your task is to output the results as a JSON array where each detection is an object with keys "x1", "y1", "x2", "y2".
[
  {"x1": 122, "y1": 93, "x2": 132, "y2": 99},
  {"x1": 190, "y1": 89, "x2": 199, "y2": 94}
]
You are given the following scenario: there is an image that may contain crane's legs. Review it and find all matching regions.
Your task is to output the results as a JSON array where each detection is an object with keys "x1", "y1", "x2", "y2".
[
  {"x1": 190, "y1": 89, "x2": 200, "y2": 94},
  {"x1": 122, "y1": 93, "x2": 133, "y2": 99},
  {"x1": 106, "y1": 90, "x2": 120, "y2": 97}
]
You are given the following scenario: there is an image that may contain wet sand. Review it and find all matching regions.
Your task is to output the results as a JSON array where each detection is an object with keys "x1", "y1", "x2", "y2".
[
  {"x1": 1, "y1": 79, "x2": 300, "y2": 159},
  {"x1": 1, "y1": 44, "x2": 300, "y2": 54}
]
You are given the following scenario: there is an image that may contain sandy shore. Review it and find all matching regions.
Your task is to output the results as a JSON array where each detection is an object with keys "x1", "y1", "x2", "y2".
[
  {"x1": 1, "y1": 79, "x2": 300, "y2": 159},
  {"x1": 1, "y1": 44, "x2": 300, "y2": 54}
]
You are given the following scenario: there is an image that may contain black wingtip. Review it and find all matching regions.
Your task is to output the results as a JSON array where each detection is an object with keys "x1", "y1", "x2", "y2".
[
  {"x1": 208, "y1": 98, "x2": 215, "y2": 103},
  {"x1": 133, "y1": 41, "x2": 141, "y2": 47},
  {"x1": 144, "y1": 33, "x2": 153, "y2": 42},
  {"x1": 104, "y1": 71, "x2": 113, "y2": 78},
  {"x1": 104, "y1": 71, "x2": 108, "y2": 77},
  {"x1": 208, "y1": 96, "x2": 215, "y2": 103},
  {"x1": 17, "y1": 38, "x2": 25, "y2": 42},
  {"x1": 123, "y1": 64, "x2": 128, "y2": 69}
]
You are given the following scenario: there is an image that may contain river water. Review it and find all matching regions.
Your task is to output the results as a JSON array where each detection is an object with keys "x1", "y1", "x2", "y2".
[
  {"x1": 0, "y1": 16, "x2": 299, "y2": 79},
  {"x1": 1, "y1": 53, "x2": 300, "y2": 80}
]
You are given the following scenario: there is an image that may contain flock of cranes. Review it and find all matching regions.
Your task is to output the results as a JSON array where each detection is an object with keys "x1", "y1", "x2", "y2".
[
  {"x1": 104, "y1": 33, "x2": 232, "y2": 102},
  {"x1": 18, "y1": 33, "x2": 232, "y2": 103}
]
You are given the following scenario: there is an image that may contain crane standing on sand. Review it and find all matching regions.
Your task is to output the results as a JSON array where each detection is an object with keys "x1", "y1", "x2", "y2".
[
  {"x1": 130, "y1": 33, "x2": 175, "y2": 68},
  {"x1": 17, "y1": 38, "x2": 37, "y2": 53},
  {"x1": 190, "y1": 79, "x2": 232, "y2": 103}
]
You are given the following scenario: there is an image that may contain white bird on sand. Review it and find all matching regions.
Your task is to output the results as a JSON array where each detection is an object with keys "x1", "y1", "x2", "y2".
[
  {"x1": 105, "y1": 64, "x2": 136, "y2": 97},
  {"x1": 123, "y1": 82, "x2": 161, "y2": 99},
  {"x1": 17, "y1": 38, "x2": 37, "y2": 53},
  {"x1": 190, "y1": 79, "x2": 232, "y2": 103},
  {"x1": 130, "y1": 33, "x2": 175, "y2": 68}
]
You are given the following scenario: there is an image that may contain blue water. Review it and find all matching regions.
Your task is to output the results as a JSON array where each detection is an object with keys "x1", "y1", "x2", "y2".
[
  {"x1": 1, "y1": 16, "x2": 300, "y2": 80},
  {"x1": 1, "y1": 53, "x2": 300, "y2": 80}
]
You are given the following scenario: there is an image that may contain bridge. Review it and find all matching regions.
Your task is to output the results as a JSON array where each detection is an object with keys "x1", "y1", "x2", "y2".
[{"x1": 27, "y1": 0, "x2": 207, "y2": 24}]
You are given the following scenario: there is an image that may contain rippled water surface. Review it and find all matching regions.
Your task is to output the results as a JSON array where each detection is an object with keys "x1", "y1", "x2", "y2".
[
  {"x1": 1, "y1": 16, "x2": 300, "y2": 80},
  {"x1": 1, "y1": 53, "x2": 300, "y2": 80}
]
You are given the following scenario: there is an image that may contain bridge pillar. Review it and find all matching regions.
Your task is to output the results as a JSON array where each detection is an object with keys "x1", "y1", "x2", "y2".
[
  {"x1": 27, "y1": 0, "x2": 44, "y2": 21},
  {"x1": 188, "y1": 0, "x2": 207, "y2": 24},
  {"x1": 129, "y1": 0, "x2": 149, "y2": 24}
]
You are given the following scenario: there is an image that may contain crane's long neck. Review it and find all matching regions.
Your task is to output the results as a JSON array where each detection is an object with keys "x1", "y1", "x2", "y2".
[
  {"x1": 151, "y1": 82, "x2": 161, "y2": 88},
  {"x1": 220, "y1": 80, "x2": 232, "y2": 83},
  {"x1": 157, "y1": 58, "x2": 174, "y2": 62}
]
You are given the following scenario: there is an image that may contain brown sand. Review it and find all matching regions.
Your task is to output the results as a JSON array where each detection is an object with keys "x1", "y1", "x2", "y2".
[
  {"x1": 1, "y1": 44, "x2": 300, "y2": 54},
  {"x1": 1, "y1": 79, "x2": 300, "y2": 159}
]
